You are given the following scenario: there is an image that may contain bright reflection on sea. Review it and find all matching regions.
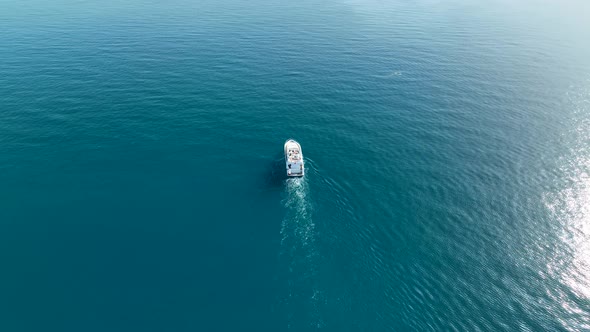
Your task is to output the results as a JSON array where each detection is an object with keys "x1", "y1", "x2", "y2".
[
  {"x1": 559, "y1": 157, "x2": 590, "y2": 300},
  {"x1": 546, "y1": 81, "x2": 590, "y2": 322}
]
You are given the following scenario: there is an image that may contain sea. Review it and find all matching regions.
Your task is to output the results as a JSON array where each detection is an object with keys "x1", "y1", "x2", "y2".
[{"x1": 1, "y1": 0, "x2": 589, "y2": 331}]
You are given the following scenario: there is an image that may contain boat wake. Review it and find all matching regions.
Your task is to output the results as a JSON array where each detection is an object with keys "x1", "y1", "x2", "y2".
[
  {"x1": 282, "y1": 177, "x2": 314, "y2": 247},
  {"x1": 276, "y1": 176, "x2": 325, "y2": 329}
]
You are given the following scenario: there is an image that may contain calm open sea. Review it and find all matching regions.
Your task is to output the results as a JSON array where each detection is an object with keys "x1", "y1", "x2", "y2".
[{"x1": 1, "y1": 0, "x2": 590, "y2": 330}]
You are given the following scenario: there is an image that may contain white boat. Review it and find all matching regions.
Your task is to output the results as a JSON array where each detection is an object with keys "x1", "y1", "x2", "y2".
[{"x1": 284, "y1": 139, "x2": 304, "y2": 177}]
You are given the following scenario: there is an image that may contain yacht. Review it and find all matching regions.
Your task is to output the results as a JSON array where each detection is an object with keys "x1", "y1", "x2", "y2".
[{"x1": 284, "y1": 139, "x2": 304, "y2": 177}]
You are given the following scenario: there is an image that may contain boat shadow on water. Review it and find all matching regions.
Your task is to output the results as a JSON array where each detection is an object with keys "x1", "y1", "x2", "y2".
[{"x1": 264, "y1": 156, "x2": 289, "y2": 189}]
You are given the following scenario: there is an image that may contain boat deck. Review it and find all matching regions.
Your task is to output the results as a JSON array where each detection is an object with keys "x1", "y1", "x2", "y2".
[{"x1": 286, "y1": 148, "x2": 302, "y2": 163}]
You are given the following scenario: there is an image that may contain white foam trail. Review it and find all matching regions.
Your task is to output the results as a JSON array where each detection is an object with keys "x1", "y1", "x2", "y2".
[
  {"x1": 278, "y1": 176, "x2": 324, "y2": 329},
  {"x1": 282, "y1": 177, "x2": 314, "y2": 247}
]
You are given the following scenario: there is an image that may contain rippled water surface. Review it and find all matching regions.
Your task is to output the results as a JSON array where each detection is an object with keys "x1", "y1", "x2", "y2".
[{"x1": 1, "y1": 0, "x2": 590, "y2": 331}]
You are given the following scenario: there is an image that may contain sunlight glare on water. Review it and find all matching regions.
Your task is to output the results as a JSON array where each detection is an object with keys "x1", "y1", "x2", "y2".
[{"x1": 545, "y1": 81, "x2": 590, "y2": 328}]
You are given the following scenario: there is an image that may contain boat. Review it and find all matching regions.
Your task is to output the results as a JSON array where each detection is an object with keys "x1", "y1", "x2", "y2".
[{"x1": 284, "y1": 139, "x2": 305, "y2": 177}]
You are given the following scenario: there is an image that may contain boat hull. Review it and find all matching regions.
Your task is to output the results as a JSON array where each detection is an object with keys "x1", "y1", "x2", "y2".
[{"x1": 284, "y1": 139, "x2": 304, "y2": 177}]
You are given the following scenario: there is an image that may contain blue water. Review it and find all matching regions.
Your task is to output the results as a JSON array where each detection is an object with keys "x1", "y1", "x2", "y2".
[{"x1": 1, "y1": 0, "x2": 590, "y2": 330}]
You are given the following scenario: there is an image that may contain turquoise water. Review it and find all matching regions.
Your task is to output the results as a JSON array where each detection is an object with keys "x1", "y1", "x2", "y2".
[{"x1": 1, "y1": 0, "x2": 590, "y2": 330}]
